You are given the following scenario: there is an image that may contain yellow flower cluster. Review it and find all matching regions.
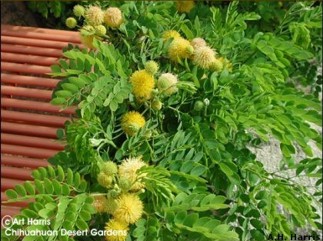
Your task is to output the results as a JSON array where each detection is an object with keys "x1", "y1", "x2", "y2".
[
  {"x1": 92, "y1": 157, "x2": 147, "y2": 241},
  {"x1": 163, "y1": 30, "x2": 194, "y2": 63},
  {"x1": 191, "y1": 37, "x2": 233, "y2": 72},
  {"x1": 118, "y1": 157, "x2": 147, "y2": 191},
  {"x1": 121, "y1": 111, "x2": 146, "y2": 136},
  {"x1": 129, "y1": 70, "x2": 155, "y2": 102},
  {"x1": 162, "y1": 30, "x2": 232, "y2": 72},
  {"x1": 67, "y1": 4, "x2": 124, "y2": 49}
]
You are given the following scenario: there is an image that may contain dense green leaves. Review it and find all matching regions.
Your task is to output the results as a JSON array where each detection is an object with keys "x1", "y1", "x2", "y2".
[{"x1": 9, "y1": 1, "x2": 322, "y2": 241}]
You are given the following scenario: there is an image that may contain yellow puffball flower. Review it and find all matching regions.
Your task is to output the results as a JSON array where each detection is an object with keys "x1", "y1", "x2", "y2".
[
  {"x1": 176, "y1": 0, "x2": 195, "y2": 13},
  {"x1": 190, "y1": 37, "x2": 207, "y2": 50},
  {"x1": 168, "y1": 37, "x2": 194, "y2": 62},
  {"x1": 129, "y1": 70, "x2": 155, "y2": 102},
  {"x1": 121, "y1": 112, "x2": 146, "y2": 136},
  {"x1": 162, "y1": 30, "x2": 181, "y2": 41},
  {"x1": 105, "y1": 219, "x2": 128, "y2": 241},
  {"x1": 93, "y1": 195, "x2": 108, "y2": 213},
  {"x1": 104, "y1": 7, "x2": 123, "y2": 28},
  {"x1": 118, "y1": 157, "x2": 147, "y2": 191},
  {"x1": 85, "y1": 6, "x2": 104, "y2": 26},
  {"x1": 193, "y1": 46, "x2": 216, "y2": 69},
  {"x1": 113, "y1": 194, "x2": 144, "y2": 224},
  {"x1": 157, "y1": 73, "x2": 178, "y2": 96}
]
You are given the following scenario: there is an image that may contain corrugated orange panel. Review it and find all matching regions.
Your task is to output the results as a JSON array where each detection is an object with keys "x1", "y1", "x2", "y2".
[
  {"x1": 1, "y1": 62, "x2": 51, "y2": 75},
  {"x1": 1, "y1": 133, "x2": 64, "y2": 150},
  {"x1": 1, "y1": 44, "x2": 63, "y2": 58},
  {"x1": 1, "y1": 144, "x2": 58, "y2": 159},
  {"x1": 1, "y1": 98, "x2": 75, "y2": 114},
  {"x1": 1, "y1": 24, "x2": 82, "y2": 43},
  {"x1": 1, "y1": 122, "x2": 59, "y2": 138},
  {"x1": 1, "y1": 155, "x2": 48, "y2": 168},
  {"x1": 1, "y1": 178, "x2": 25, "y2": 190},
  {"x1": 1, "y1": 52, "x2": 58, "y2": 66},
  {"x1": 1, "y1": 166, "x2": 33, "y2": 180},
  {"x1": 1, "y1": 205, "x2": 22, "y2": 218},
  {"x1": 1, "y1": 86, "x2": 53, "y2": 100},
  {"x1": 1, "y1": 73, "x2": 60, "y2": 88},
  {"x1": 2, "y1": 110, "x2": 69, "y2": 127},
  {"x1": 1, "y1": 36, "x2": 76, "y2": 49}
]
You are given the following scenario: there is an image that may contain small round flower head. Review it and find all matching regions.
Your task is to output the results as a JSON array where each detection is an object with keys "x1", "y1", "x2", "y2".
[
  {"x1": 105, "y1": 219, "x2": 128, "y2": 241},
  {"x1": 129, "y1": 70, "x2": 155, "y2": 102},
  {"x1": 114, "y1": 194, "x2": 144, "y2": 224},
  {"x1": 168, "y1": 37, "x2": 194, "y2": 62},
  {"x1": 210, "y1": 58, "x2": 224, "y2": 72},
  {"x1": 144, "y1": 61, "x2": 159, "y2": 75},
  {"x1": 193, "y1": 46, "x2": 216, "y2": 69},
  {"x1": 104, "y1": 7, "x2": 123, "y2": 28},
  {"x1": 73, "y1": 5, "x2": 85, "y2": 17},
  {"x1": 157, "y1": 73, "x2": 178, "y2": 96},
  {"x1": 194, "y1": 100, "x2": 204, "y2": 112},
  {"x1": 218, "y1": 57, "x2": 233, "y2": 72},
  {"x1": 97, "y1": 172, "x2": 113, "y2": 188},
  {"x1": 190, "y1": 37, "x2": 207, "y2": 50},
  {"x1": 121, "y1": 111, "x2": 146, "y2": 136},
  {"x1": 105, "y1": 196, "x2": 119, "y2": 215},
  {"x1": 176, "y1": 0, "x2": 195, "y2": 13},
  {"x1": 93, "y1": 195, "x2": 107, "y2": 213},
  {"x1": 118, "y1": 157, "x2": 147, "y2": 191},
  {"x1": 162, "y1": 30, "x2": 181, "y2": 41},
  {"x1": 151, "y1": 100, "x2": 163, "y2": 111},
  {"x1": 80, "y1": 34, "x2": 95, "y2": 49},
  {"x1": 85, "y1": 6, "x2": 104, "y2": 26},
  {"x1": 65, "y1": 17, "x2": 77, "y2": 29},
  {"x1": 95, "y1": 25, "x2": 107, "y2": 36},
  {"x1": 102, "y1": 161, "x2": 118, "y2": 176},
  {"x1": 118, "y1": 177, "x2": 132, "y2": 192}
]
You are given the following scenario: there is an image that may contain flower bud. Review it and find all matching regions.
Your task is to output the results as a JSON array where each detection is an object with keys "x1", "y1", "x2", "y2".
[
  {"x1": 194, "y1": 100, "x2": 204, "y2": 111},
  {"x1": 97, "y1": 172, "x2": 113, "y2": 188},
  {"x1": 118, "y1": 177, "x2": 132, "y2": 192},
  {"x1": 144, "y1": 61, "x2": 159, "y2": 75},
  {"x1": 65, "y1": 17, "x2": 77, "y2": 29},
  {"x1": 73, "y1": 5, "x2": 85, "y2": 17},
  {"x1": 95, "y1": 25, "x2": 107, "y2": 36},
  {"x1": 101, "y1": 161, "x2": 118, "y2": 176},
  {"x1": 151, "y1": 100, "x2": 163, "y2": 111}
]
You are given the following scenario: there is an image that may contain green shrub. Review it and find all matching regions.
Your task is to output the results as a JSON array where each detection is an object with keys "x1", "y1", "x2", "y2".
[{"x1": 3, "y1": 1, "x2": 322, "y2": 241}]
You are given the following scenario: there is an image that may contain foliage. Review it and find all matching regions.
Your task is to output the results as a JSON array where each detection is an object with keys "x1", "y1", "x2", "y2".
[{"x1": 3, "y1": 1, "x2": 322, "y2": 241}]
